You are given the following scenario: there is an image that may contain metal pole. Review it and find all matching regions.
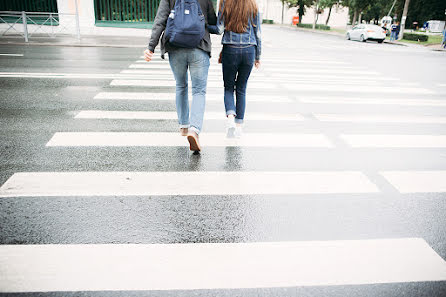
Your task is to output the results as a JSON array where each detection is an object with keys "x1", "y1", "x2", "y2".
[
  {"x1": 398, "y1": 0, "x2": 410, "y2": 41},
  {"x1": 387, "y1": 0, "x2": 397, "y2": 17},
  {"x1": 74, "y1": 0, "x2": 81, "y2": 40},
  {"x1": 50, "y1": 13, "x2": 54, "y2": 36},
  {"x1": 22, "y1": 11, "x2": 28, "y2": 42}
]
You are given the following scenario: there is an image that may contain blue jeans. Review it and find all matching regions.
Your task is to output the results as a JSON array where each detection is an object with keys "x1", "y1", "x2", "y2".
[
  {"x1": 168, "y1": 48, "x2": 210, "y2": 134},
  {"x1": 390, "y1": 31, "x2": 396, "y2": 41},
  {"x1": 222, "y1": 45, "x2": 255, "y2": 124}
]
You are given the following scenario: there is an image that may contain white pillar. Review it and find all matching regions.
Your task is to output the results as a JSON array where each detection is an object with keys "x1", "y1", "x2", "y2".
[{"x1": 57, "y1": 0, "x2": 95, "y2": 34}]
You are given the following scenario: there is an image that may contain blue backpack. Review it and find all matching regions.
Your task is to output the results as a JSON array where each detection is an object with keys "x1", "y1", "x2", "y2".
[{"x1": 165, "y1": 0, "x2": 205, "y2": 48}]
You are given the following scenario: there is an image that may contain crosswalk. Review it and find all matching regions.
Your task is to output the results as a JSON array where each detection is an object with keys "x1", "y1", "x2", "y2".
[{"x1": 1, "y1": 29, "x2": 446, "y2": 295}]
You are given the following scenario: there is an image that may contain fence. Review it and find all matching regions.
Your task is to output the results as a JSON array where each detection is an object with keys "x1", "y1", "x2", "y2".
[
  {"x1": 0, "y1": 10, "x2": 80, "y2": 42},
  {"x1": 0, "y1": 0, "x2": 58, "y2": 13},
  {"x1": 94, "y1": 0, "x2": 161, "y2": 27}
]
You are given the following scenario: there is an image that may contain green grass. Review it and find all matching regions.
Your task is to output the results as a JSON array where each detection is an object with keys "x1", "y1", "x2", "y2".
[
  {"x1": 330, "y1": 28, "x2": 347, "y2": 34},
  {"x1": 394, "y1": 34, "x2": 443, "y2": 45}
]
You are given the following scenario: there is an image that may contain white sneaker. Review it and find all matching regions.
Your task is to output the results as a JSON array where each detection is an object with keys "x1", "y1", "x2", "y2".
[
  {"x1": 234, "y1": 125, "x2": 243, "y2": 138},
  {"x1": 226, "y1": 116, "x2": 236, "y2": 138}
]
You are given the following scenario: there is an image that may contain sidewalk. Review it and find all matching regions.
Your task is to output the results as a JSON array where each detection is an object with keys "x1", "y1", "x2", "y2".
[{"x1": 0, "y1": 34, "x2": 150, "y2": 48}]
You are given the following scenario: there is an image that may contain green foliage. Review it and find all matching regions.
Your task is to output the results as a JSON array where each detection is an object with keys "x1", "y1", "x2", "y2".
[
  {"x1": 281, "y1": 0, "x2": 315, "y2": 21},
  {"x1": 343, "y1": 0, "x2": 446, "y2": 28},
  {"x1": 297, "y1": 23, "x2": 331, "y2": 30},
  {"x1": 402, "y1": 32, "x2": 429, "y2": 42}
]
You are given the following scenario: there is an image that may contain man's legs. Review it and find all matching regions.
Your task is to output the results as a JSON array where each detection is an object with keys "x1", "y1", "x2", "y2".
[
  {"x1": 169, "y1": 49, "x2": 190, "y2": 130},
  {"x1": 188, "y1": 48, "x2": 210, "y2": 134}
]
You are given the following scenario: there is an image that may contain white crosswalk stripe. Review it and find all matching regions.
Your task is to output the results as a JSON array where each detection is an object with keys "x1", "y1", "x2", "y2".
[
  {"x1": 286, "y1": 84, "x2": 435, "y2": 94},
  {"x1": 341, "y1": 134, "x2": 446, "y2": 148},
  {"x1": 0, "y1": 171, "x2": 377, "y2": 197},
  {"x1": 315, "y1": 114, "x2": 446, "y2": 124},
  {"x1": 75, "y1": 110, "x2": 304, "y2": 121},
  {"x1": 46, "y1": 132, "x2": 333, "y2": 148},
  {"x1": 1, "y1": 238, "x2": 445, "y2": 292},
  {"x1": 299, "y1": 96, "x2": 446, "y2": 106},
  {"x1": 93, "y1": 92, "x2": 293, "y2": 102},
  {"x1": 109, "y1": 79, "x2": 277, "y2": 89},
  {"x1": 381, "y1": 171, "x2": 446, "y2": 193}
]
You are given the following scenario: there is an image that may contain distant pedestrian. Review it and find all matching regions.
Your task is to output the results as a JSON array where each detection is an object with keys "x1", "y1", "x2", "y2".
[
  {"x1": 396, "y1": 21, "x2": 401, "y2": 40},
  {"x1": 208, "y1": 0, "x2": 261, "y2": 138},
  {"x1": 144, "y1": 0, "x2": 217, "y2": 152},
  {"x1": 390, "y1": 22, "x2": 399, "y2": 41},
  {"x1": 442, "y1": 28, "x2": 446, "y2": 49}
]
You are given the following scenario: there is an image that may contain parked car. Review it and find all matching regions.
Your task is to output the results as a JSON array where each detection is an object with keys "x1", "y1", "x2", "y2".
[{"x1": 346, "y1": 24, "x2": 386, "y2": 43}]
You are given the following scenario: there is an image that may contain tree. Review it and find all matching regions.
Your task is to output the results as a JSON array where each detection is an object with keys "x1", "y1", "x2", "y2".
[
  {"x1": 281, "y1": 0, "x2": 315, "y2": 24},
  {"x1": 319, "y1": 0, "x2": 341, "y2": 25}
]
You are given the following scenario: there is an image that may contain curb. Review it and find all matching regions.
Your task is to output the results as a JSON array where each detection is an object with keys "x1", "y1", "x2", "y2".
[{"x1": 0, "y1": 41, "x2": 147, "y2": 48}]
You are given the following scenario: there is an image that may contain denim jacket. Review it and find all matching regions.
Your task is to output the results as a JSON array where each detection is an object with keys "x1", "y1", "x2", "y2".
[{"x1": 208, "y1": 5, "x2": 262, "y2": 60}]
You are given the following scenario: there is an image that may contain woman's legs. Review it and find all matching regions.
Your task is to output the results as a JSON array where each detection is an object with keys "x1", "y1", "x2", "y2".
[
  {"x1": 222, "y1": 45, "x2": 239, "y2": 118},
  {"x1": 234, "y1": 46, "x2": 255, "y2": 124}
]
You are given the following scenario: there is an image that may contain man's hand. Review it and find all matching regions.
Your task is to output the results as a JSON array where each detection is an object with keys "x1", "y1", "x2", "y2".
[
  {"x1": 144, "y1": 49, "x2": 154, "y2": 62},
  {"x1": 254, "y1": 60, "x2": 261, "y2": 69}
]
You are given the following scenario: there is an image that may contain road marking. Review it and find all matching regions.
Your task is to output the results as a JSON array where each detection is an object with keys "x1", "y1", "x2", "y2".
[
  {"x1": 380, "y1": 171, "x2": 446, "y2": 193},
  {"x1": 109, "y1": 79, "x2": 388, "y2": 88},
  {"x1": 110, "y1": 79, "x2": 276, "y2": 89},
  {"x1": 0, "y1": 171, "x2": 377, "y2": 197},
  {"x1": 300, "y1": 96, "x2": 446, "y2": 106},
  {"x1": 120, "y1": 70, "x2": 382, "y2": 81},
  {"x1": 1, "y1": 238, "x2": 445, "y2": 292},
  {"x1": 46, "y1": 132, "x2": 333, "y2": 148},
  {"x1": 110, "y1": 79, "x2": 176, "y2": 87},
  {"x1": 93, "y1": 92, "x2": 293, "y2": 102},
  {"x1": 315, "y1": 114, "x2": 446, "y2": 124},
  {"x1": 75, "y1": 110, "x2": 304, "y2": 121},
  {"x1": 0, "y1": 72, "x2": 178, "y2": 80},
  {"x1": 341, "y1": 135, "x2": 446, "y2": 148},
  {"x1": 267, "y1": 69, "x2": 380, "y2": 75},
  {"x1": 129, "y1": 64, "x2": 221, "y2": 71},
  {"x1": 269, "y1": 74, "x2": 399, "y2": 81},
  {"x1": 0, "y1": 53, "x2": 23, "y2": 56},
  {"x1": 286, "y1": 84, "x2": 434, "y2": 95},
  {"x1": 136, "y1": 59, "x2": 349, "y2": 65}
]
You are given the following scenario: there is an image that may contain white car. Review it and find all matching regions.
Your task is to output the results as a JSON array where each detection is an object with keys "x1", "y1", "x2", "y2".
[{"x1": 346, "y1": 24, "x2": 386, "y2": 43}]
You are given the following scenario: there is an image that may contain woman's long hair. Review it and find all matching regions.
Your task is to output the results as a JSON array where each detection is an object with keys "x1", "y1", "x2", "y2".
[{"x1": 219, "y1": 0, "x2": 258, "y2": 33}]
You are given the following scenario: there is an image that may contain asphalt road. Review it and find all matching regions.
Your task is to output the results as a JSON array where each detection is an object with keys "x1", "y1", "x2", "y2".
[{"x1": 1, "y1": 26, "x2": 446, "y2": 296}]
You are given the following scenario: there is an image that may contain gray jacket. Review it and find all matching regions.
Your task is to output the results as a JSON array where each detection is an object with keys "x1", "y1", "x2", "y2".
[{"x1": 148, "y1": 0, "x2": 217, "y2": 58}]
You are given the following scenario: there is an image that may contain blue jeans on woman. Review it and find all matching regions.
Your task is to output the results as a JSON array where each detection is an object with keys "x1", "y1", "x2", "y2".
[
  {"x1": 222, "y1": 45, "x2": 256, "y2": 124},
  {"x1": 168, "y1": 48, "x2": 210, "y2": 134}
]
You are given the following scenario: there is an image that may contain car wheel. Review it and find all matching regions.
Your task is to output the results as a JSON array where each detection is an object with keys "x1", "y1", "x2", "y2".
[
  {"x1": 360, "y1": 35, "x2": 366, "y2": 42},
  {"x1": 346, "y1": 33, "x2": 351, "y2": 40},
  {"x1": 377, "y1": 39, "x2": 384, "y2": 43}
]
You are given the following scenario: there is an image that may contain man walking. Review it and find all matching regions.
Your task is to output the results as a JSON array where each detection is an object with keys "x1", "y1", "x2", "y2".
[{"x1": 144, "y1": 0, "x2": 217, "y2": 152}]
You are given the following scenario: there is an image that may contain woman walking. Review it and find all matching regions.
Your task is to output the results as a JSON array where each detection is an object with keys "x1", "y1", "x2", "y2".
[
  {"x1": 144, "y1": 0, "x2": 217, "y2": 152},
  {"x1": 209, "y1": 0, "x2": 262, "y2": 138}
]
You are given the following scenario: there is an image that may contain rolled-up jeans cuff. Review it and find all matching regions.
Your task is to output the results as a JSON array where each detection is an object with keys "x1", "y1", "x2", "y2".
[
  {"x1": 179, "y1": 124, "x2": 190, "y2": 128},
  {"x1": 190, "y1": 126, "x2": 200, "y2": 135},
  {"x1": 226, "y1": 110, "x2": 236, "y2": 117},
  {"x1": 235, "y1": 118, "x2": 244, "y2": 124}
]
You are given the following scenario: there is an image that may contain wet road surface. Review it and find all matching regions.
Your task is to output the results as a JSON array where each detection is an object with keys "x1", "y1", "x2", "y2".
[{"x1": 1, "y1": 26, "x2": 446, "y2": 296}]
